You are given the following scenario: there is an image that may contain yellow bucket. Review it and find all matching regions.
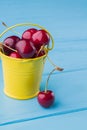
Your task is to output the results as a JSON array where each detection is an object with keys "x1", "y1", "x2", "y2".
[{"x1": 0, "y1": 23, "x2": 54, "y2": 100}]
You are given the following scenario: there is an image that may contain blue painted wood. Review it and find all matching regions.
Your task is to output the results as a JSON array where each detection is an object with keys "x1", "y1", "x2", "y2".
[
  {"x1": 1, "y1": 110, "x2": 87, "y2": 130},
  {"x1": 0, "y1": 0, "x2": 87, "y2": 129}
]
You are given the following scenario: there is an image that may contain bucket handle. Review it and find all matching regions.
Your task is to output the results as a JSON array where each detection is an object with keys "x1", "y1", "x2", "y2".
[{"x1": 0, "y1": 23, "x2": 54, "y2": 51}]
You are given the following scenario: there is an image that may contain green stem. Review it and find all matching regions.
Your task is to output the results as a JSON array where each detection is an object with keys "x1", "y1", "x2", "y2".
[
  {"x1": 0, "y1": 42, "x2": 17, "y2": 53},
  {"x1": 36, "y1": 45, "x2": 45, "y2": 57},
  {"x1": 3, "y1": 44, "x2": 17, "y2": 52},
  {"x1": 47, "y1": 55, "x2": 64, "y2": 71},
  {"x1": 45, "y1": 68, "x2": 56, "y2": 93},
  {"x1": 45, "y1": 56, "x2": 64, "y2": 92},
  {"x1": 1, "y1": 21, "x2": 21, "y2": 37}
]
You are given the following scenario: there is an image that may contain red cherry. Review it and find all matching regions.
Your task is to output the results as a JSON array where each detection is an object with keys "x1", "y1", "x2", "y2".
[
  {"x1": 4, "y1": 36, "x2": 20, "y2": 48},
  {"x1": 9, "y1": 52, "x2": 22, "y2": 58},
  {"x1": 37, "y1": 90, "x2": 55, "y2": 108},
  {"x1": 22, "y1": 28, "x2": 37, "y2": 40},
  {"x1": 3, "y1": 35, "x2": 20, "y2": 55},
  {"x1": 31, "y1": 30, "x2": 50, "y2": 49},
  {"x1": 15, "y1": 39, "x2": 36, "y2": 58}
]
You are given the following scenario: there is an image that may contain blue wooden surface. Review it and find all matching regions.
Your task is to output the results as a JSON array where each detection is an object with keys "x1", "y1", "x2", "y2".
[
  {"x1": 1, "y1": 110, "x2": 87, "y2": 130},
  {"x1": 0, "y1": 0, "x2": 87, "y2": 129}
]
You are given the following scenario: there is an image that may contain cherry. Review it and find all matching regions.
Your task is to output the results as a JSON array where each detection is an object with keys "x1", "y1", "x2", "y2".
[
  {"x1": 37, "y1": 90, "x2": 55, "y2": 108},
  {"x1": 3, "y1": 35, "x2": 20, "y2": 55},
  {"x1": 22, "y1": 28, "x2": 37, "y2": 40},
  {"x1": 37, "y1": 68, "x2": 56, "y2": 108},
  {"x1": 9, "y1": 52, "x2": 22, "y2": 58},
  {"x1": 31, "y1": 30, "x2": 50, "y2": 49},
  {"x1": 15, "y1": 39, "x2": 36, "y2": 58},
  {"x1": 37, "y1": 67, "x2": 63, "y2": 108},
  {"x1": 3, "y1": 35, "x2": 20, "y2": 48}
]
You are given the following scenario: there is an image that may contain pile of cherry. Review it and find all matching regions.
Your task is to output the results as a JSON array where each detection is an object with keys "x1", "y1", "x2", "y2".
[{"x1": 2, "y1": 28, "x2": 50, "y2": 58}]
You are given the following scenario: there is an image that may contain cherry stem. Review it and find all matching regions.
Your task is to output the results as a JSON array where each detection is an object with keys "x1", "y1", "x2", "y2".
[
  {"x1": 0, "y1": 42, "x2": 17, "y2": 53},
  {"x1": 47, "y1": 55, "x2": 64, "y2": 71},
  {"x1": 0, "y1": 43, "x2": 2, "y2": 48},
  {"x1": 4, "y1": 44, "x2": 17, "y2": 52},
  {"x1": 1, "y1": 21, "x2": 21, "y2": 37},
  {"x1": 45, "y1": 56, "x2": 64, "y2": 93},
  {"x1": 36, "y1": 45, "x2": 45, "y2": 57},
  {"x1": 45, "y1": 68, "x2": 57, "y2": 93},
  {"x1": 0, "y1": 43, "x2": 3, "y2": 52}
]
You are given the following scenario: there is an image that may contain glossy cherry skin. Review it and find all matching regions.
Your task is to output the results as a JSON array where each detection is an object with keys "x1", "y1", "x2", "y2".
[
  {"x1": 15, "y1": 39, "x2": 36, "y2": 58},
  {"x1": 31, "y1": 30, "x2": 50, "y2": 49},
  {"x1": 37, "y1": 90, "x2": 55, "y2": 108},
  {"x1": 22, "y1": 28, "x2": 37, "y2": 40},
  {"x1": 9, "y1": 52, "x2": 22, "y2": 58},
  {"x1": 3, "y1": 35, "x2": 20, "y2": 55}
]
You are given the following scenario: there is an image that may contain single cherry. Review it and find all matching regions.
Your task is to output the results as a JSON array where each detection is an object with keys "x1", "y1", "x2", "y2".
[
  {"x1": 15, "y1": 39, "x2": 36, "y2": 58},
  {"x1": 3, "y1": 35, "x2": 20, "y2": 55},
  {"x1": 9, "y1": 52, "x2": 22, "y2": 58},
  {"x1": 31, "y1": 29, "x2": 50, "y2": 49},
  {"x1": 22, "y1": 28, "x2": 37, "y2": 40},
  {"x1": 3, "y1": 35, "x2": 20, "y2": 48},
  {"x1": 37, "y1": 66, "x2": 63, "y2": 108},
  {"x1": 37, "y1": 90, "x2": 55, "y2": 108},
  {"x1": 37, "y1": 68, "x2": 56, "y2": 108}
]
